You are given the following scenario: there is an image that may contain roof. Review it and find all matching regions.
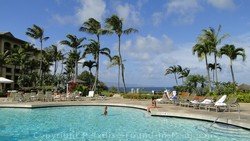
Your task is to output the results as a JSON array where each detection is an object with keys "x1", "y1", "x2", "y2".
[
  {"x1": 0, "y1": 31, "x2": 27, "y2": 44},
  {"x1": 238, "y1": 83, "x2": 250, "y2": 91}
]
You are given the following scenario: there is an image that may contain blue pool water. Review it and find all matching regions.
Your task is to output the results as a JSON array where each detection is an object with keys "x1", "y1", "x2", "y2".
[{"x1": 0, "y1": 106, "x2": 249, "y2": 141}]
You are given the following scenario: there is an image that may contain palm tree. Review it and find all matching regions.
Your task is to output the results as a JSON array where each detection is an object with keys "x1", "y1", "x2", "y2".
[
  {"x1": 83, "y1": 39, "x2": 111, "y2": 90},
  {"x1": 105, "y1": 15, "x2": 138, "y2": 93},
  {"x1": 219, "y1": 44, "x2": 246, "y2": 83},
  {"x1": 192, "y1": 43, "x2": 212, "y2": 92},
  {"x1": 201, "y1": 25, "x2": 228, "y2": 83},
  {"x1": 186, "y1": 74, "x2": 207, "y2": 95},
  {"x1": 208, "y1": 63, "x2": 222, "y2": 82},
  {"x1": 178, "y1": 68, "x2": 190, "y2": 84},
  {"x1": 82, "y1": 60, "x2": 97, "y2": 75},
  {"x1": 0, "y1": 51, "x2": 9, "y2": 76},
  {"x1": 47, "y1": 45, "x2": 63, "y2": 77},
  {"x1": 26, "y1": 24, "x2": 49, "y2": 86},
  {"x1": 6, "y1": 44, "x2": 30, "y2": 86},
  {"x1": 165, "y1": 65, "x2": 181, "y2": 86},
  {"x1": 79, "y1": 18, "x2": 111, "y2": 91},
  {"x1": 60, "y1": 34, "x2": 85, "y2": 82},
  {"x1": 108, "y1": 55, "x2": 122, "y2": 93}
]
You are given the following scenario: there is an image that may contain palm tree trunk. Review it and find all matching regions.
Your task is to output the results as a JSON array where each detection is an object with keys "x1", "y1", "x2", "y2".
[
  {"x1": 205, "y1": 55, "x2": 212, "y2": 92},
  {"x1": 174, "y1": 73, "x2": 178, "y2": 86},
  {"x1": 92, "y1": 36, "x2": 100, "y2": 92},
  {"x1": 212, "y1": 70, "x2": 215, "y2": 82},
  {"x1": 117, "y1": 64, "x2": 120, "y2": 93},
  {"x1": 214, "y1": 53, "x2": 218, "y2": 83},
  {"x1": 121, "y1": 64, "x2": 126, "y2": 93},
  {"x1": 230, "y1": 59, "x2": 235, "y2": 83},
  {"x1": 13, "y1": 65, "x2": 16, "y2": 89},
  {"x1": 60, "y1": 59, "x2": 64, "y2": 75},
  {"x1": 92, "y1": 55, "x2": 99, "y2": 91},
  {"x1": 74, "y1": 49, "x2": 78, "y2": 82},
  {"x1": 39, "y1": 40, "x2": 43, "y2": 87},
  {"x1": 119, "y1": 36, "x2": 126, "y2": 93}
]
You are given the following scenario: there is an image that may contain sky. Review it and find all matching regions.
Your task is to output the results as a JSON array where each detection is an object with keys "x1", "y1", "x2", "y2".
[{"x1": 1, "y1": 0, "x2": 250, "y2": 87}]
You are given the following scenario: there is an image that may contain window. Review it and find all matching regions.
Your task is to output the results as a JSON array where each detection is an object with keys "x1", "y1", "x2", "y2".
[
  {"x1": 15, "y1": 69, "x2": 20, "y2": 74},
  {"x1": 14, "y1": 76, "x2": 18, "y2": 81},
  {"x1": 6, "y1": 68, "x2": 12, "y2": 73},
  {"x1": 6, "y1": 75, "x2": 12, "y2": 80},
  {"x1": 4, "y1": 42, "x2": 11, "y2": 52}
]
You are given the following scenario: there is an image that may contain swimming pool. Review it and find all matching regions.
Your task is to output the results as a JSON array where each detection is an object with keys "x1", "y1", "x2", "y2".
[{"x1": 0, "y1": 106, "x2": 249, "y2": 141}]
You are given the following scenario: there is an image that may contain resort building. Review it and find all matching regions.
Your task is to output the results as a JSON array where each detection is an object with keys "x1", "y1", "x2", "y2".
[{"x1": 0, "y1": 32, "x2": 36, "y2": 90}]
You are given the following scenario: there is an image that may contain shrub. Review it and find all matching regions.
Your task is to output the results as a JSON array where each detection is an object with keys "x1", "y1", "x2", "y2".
[
  {"x1": 236, "y1": 92, "x2": 250, "y2": 103},
  {"x1": 74, "y1": 85, "x2": 89, "y2": 96},
  {"x1": 214, "y1": 82, "x2": 236, "y2": 95},
  {"x1": 109, "y1": 86, "x2": 118, "y2": 93},
  {"x1": 123, "y1": 93, "x2": 162, "y2": 100}
]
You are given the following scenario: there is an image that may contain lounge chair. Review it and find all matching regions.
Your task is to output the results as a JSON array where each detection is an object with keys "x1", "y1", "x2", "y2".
[
  {"x1": 86, "y1": 91, "x2": 95, "y2": 100},
  {"x1": 166, "y1": 91, "x2": 178, "y2": 104},
  {"x1": 189, "y1": 96, "x2": 206, "y2": 108},
  {"x1": 226, "y1": 97, "x2": 240, "y2": 112},
  {"x1": 156, "y1": 90, "x2": 170, "y2": 104},
  {"x1": 208, "y1": 96, "x2": 238, "y2": 112},
  {"x1": 45, "y1": 91, "x2": 53, "y2": 102},
  {"x1": 207, "y1": 95, "x2": 227, "y2": 112},
  {"x1": 179, "y1": 93, "x2": 196, "y2": 107},
  {"x1": 198, "y1": 98, "x2": 215, "y2": 110}
]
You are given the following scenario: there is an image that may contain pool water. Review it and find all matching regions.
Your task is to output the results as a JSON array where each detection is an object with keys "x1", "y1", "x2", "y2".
[{"x1": 0, "y1": 106, "x2": 249, "y2": 141}]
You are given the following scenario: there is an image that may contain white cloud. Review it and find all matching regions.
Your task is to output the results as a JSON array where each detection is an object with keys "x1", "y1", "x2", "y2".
[
  {"x1": 115, "y1": 3, "x2": 141, "y2": 26},
  {"x1": 152, "y1": 12, "x2": 164, "y2": 26},
  {"x1": 123, "y1": 34, "x2": 174, "y2": 61},
  {"x1": 52, "y1": 14, "x2": 75, "y2": 25},
  {"x1": 166, "y1": 0, "x2": 201, "y2": 24},
  {"x1": 53, "y1": 0, "x2": 106, "y2": 25},
  {"x1": 76, "y1": 0, "x2": 106, "y2": 24},
  {"x1": 207, "y1": 0, "x2": 236, "y2": 10}
]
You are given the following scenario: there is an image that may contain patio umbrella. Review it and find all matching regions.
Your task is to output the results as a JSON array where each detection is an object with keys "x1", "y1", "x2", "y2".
[
  {"x1": 0, "y1": 77, "x2": 13, "y2": 91},
  {"x1": 0, "y1": 77, "x2": 14, "y2": 83}
]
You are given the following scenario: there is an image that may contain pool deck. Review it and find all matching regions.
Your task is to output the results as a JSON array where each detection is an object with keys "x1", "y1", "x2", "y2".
[{"x1": 0, "y1": 97, "x2": 250, "y2": 130}]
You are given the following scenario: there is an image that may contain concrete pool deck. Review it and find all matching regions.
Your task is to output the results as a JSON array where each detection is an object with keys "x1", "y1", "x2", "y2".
[{"x1": 0, "y1": 97, "x2": 250, "y2": 130}]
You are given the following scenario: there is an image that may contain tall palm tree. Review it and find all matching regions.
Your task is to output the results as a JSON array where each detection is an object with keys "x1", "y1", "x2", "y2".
[
  {"x1": 219, "y1": 44, "x2": 246, "y2": 83},
  {"x1": 83, "y1": 39, "x2": 111, "y2": 90},
  {"x1": 178, "y1": 68, "x2": 190, "y2": 84},
  {"x1": 165, "y1": 65, "x2": 181, "y2": 86},
  {"x1": 47, "y1": 45, "x2": 63, "y2": 77},
  {"x1": 192, "y1": 43, "x2": 212, "y2": 92},
  {"x1": 26, "y1": 24, "x2": 49, "y2": 86},
  {"x1": 82, "y1": 60, "x2": 97, "y2": 75},
  {"x1": 79, "y1": 18, "x2": 111, "y2": 91},
  {"x1": 201, "y1": 25, "x2": 228, "y2": 83},
  {"x1": 105, "y1": 15, "x2": 138, "y2": 93},
  {"x1": 0, "y1": 51, "x2": 9, "y2": 76},
  {"x1": 60, "y1": 34, "x2": 85, "y2": 82},
  {"x1": 64, "y1": 51, "x2": 76, "y2": 81},
  {"x1": 208, "y1": 63, "x2": 222, "y2": 82},
  {"x1": 109, "y1": 55, "x2": 121, "y2": 93}
]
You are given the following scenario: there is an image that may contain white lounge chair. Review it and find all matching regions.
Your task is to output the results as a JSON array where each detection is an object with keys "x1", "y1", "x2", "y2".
[
  {"x1": 156, "y1": 90, "x2": 170, "y2": 103},
  {"x1": 208, "y1": 95, "x2": 228, "y2": 112},
  {"x1": 86, "y1": 91, "x2": 95, "y2": 100}
]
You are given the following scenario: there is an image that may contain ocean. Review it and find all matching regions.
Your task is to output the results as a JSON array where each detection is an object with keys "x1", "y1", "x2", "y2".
[{"x1": 112, "y1": 87, "x2": 173, "y2": 93}]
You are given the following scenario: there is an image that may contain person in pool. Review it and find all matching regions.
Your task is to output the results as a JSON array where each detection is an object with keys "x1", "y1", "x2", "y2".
[
  {"x1": 147, "y1": 97, "x2": 157, "y2": 112},
  {"x1": 103, "y1": 106, "x2": 108, "y2": 116}
]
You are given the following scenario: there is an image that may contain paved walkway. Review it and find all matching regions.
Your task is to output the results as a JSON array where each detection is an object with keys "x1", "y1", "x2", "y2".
[{"x1": 0, "y1": 97, "x2": 250, "y2": 129}]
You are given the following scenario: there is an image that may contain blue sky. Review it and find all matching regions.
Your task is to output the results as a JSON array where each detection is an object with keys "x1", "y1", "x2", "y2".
[{"x1": 1, "y1": 0, "x2": 250, "y2": 87}]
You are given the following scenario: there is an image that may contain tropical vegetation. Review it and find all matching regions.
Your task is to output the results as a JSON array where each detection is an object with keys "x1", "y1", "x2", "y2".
[{"x1": 0, "y1": 17, "x2": 249, "y2": 102}]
